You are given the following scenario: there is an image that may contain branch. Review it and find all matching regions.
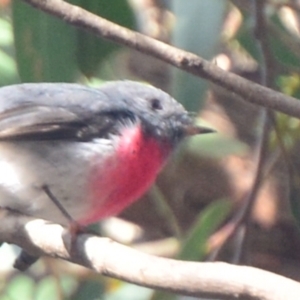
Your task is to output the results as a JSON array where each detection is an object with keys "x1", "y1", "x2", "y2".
[
  {"x1": 21, "y1": 0, "x2": 300, "y2": 118},
  {"x1": 1, "y1": 209, "x2": 300, "y2": 300}
]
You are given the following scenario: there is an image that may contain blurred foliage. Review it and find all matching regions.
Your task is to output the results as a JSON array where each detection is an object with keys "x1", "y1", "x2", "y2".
[
  {"x1": 12, "y1": 0, "x2": 77, "y2": 82},
  {"x1": 170, "y1": 0, "x2": 227, "y2": 111},
  {"x1": 235, "y1": 4, "x2": 300, "y2": 69},
  {"x1": 0, "y1": 0, "x2": 140, "y2": 86},
  {"x1": 0, "y1": 0, "x2": 300, "y2": 299},
  {"x1": 178, "y1": 199, "x2": 232, "y2": 261},
  {"x1": 74, "y1": 0, "x2": 135, "y2": 77},
  {"x1": 0, "y1": 16, "x2": 18, "y2": 85},
  {"x1": 186, "y1": 131, "x2": 249, "y2": 158},
  {"x1": 10, "y1": 0, "x2": 135, "y2": 82},
  {"x1": 0, "y1": 273, "x2": 78, "y2": 300},
  {"x1": 278, "y1": 73, "x2": 300, "y2": 99}
]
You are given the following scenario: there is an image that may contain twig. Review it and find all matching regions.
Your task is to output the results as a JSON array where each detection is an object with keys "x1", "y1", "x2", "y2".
[
  {"x1": 19, "y1": 0, "x2": 300, "y2": 118},
  {"x1": 1, "y1": 209, "x2": 300, "y2": 300},
  {"x1": 230, "y1": 0, "x2": 273, "y2": 262},
  {"x1": 208, "y1": 0, "x2": 275, "y2": 260}
]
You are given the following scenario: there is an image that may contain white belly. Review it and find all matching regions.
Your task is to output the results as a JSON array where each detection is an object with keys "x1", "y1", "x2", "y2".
[{"x1": 0, "y1": 139, "x2": 114, "y2": 225}]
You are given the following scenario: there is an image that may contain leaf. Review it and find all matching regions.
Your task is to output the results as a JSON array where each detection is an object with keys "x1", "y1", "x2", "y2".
[
  {"x1": 170, "y1": 0, "x2": 227, "y2": 111},
  {"x1": 268, "y1": 13, "x2": 300, "y2": 68},
  {"x1": 186, "y1": 132, "x2": 249, "y2": 158},
  {"x1": 35, "y1": 276, "x2": 65, "y2": 300},
  {"x1": 72, "y1": 279, "x2": 104, "y2": 300},
  {"x1": 0, "y1": 49, "x2": 18, "y2": 86},
  {"x1": 0, "y1": 17, "x2": 14, "y2": 46},
  {"x1": 236, "y1": 10, "x2": 300, "y2": 68},
  {"x1": 235, "y1": 18, "x2": 260, "y2": 61},
  {"x1": 75, "y1": 0, "x2": 135, "y2": 77},
  {"x1": 6, "y1": 275, "x2": 34, "y2": 300},
  {"x1": 0, "y1": 16, "x2": 18, "y2": 85},
  {"x1": 178, "y1": 199, "x2": 232, "y2": 261},
  {"x1": 11, "y1": 0, "x2": 77, "y2": 82}
]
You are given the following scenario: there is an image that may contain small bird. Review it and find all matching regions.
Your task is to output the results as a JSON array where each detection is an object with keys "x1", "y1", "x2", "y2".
[{"x1": 0, "y1": 81, "x2": 213, "y2": 226}]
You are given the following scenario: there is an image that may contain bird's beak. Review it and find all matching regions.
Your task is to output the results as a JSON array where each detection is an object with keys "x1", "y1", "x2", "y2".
[{"x1": 184, "y1": 125, "x2": 216, "y2": 136}]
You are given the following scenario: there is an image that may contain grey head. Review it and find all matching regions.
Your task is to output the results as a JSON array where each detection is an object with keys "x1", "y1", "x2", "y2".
[
  {"x1": 0, "y1": 81, "x2": 213, "y2": 144},
  {"x1": 99, "y1": 81, "x2": 210, "y2": 147}
]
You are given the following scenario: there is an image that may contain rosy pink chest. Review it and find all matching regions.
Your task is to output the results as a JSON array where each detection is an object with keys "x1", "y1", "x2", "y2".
[{"x1": 79, "y1": 125, "x2": 170, "y2": 225}]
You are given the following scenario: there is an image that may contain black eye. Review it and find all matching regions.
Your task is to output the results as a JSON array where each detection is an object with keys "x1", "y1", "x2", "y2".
[{"x1": 150, "y1": 98, "x2": 162, "y2": 111}]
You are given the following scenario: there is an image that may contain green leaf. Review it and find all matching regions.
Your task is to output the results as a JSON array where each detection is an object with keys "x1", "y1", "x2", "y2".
[
  {"x1": 6, "y1": 275, "x2": 34, "y2": 300},
  {"x1": 0, "y1": 17, "x2": 14, "y2": 47},
  {"x1": 0, "y1": 16, "x2": 18, "y2": 85},
  {"x1": 60, "y1": 275, "x2": 78, "y2": 298},
  {"x1": 171, "y1": 0, "x2": 227, "y2": 111},
  {"x1": 72, "y1": 279, "x2": 104, "y2": 300},
  {"x1": 236, "y1": 10, "x2": 300, "y2": 69},
  {"x1": 186, "y1": 132, "x2": 249, "y2": 158},
  {"x1": 235, "y1": 18, "x2": 260, "y2": 61},
  {"x1": 178, "y1": 199, "x2": 232, "y2": 261},
  {"x1": 0, "y1": 49, "x2": 18, "y2": 86},
  {"x1": 75, "y1": 0, "x2": 135, "y2": 77},
  {"x1": 12, "y1": 0, "x2": 77, "y2": 82},
  {"x1": 35, "y1": 276, "x2": 59, "y2": 300},
  {"x1": 269, "y1": 14, "x2": 300, "y2": 68}
]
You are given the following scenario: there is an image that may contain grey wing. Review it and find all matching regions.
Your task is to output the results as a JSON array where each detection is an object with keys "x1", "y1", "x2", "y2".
[{"x1": 0, "y1": 83, "x2": 114, "y2": 141}]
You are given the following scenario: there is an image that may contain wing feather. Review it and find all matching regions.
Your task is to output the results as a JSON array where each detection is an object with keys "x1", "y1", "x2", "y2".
[
  {"x1": 0, "y1": 105, "x2": 85, "y2": 140},
  {"x1": 0, "y1": 83, "x2": 112, "y2": 141}
]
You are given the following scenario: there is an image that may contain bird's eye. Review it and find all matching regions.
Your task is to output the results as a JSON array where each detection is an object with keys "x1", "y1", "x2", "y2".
[{"x1": 150, "y1": 98, "x2": 162, "y2": 111}]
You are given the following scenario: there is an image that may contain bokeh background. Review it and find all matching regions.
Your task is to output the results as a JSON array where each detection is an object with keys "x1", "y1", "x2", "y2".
[{"x1": 1, "y1": 0, "x2": 300, "y2": 299}]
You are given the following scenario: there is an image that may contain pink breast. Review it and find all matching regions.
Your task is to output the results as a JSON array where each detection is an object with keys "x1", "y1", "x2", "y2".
[{"x1": 79, "y1": 125, "x2": 170, "y2": 225}]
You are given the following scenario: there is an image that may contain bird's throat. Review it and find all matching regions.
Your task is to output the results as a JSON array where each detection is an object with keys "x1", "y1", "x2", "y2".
[{"x1": 80, "y1": 124, "x2": 170, "y2": 225}]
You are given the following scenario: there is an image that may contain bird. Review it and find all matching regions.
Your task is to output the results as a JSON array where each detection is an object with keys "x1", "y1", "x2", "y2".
[{"x1": 0, "y1": 81, "x2": 213, "y2": 226}]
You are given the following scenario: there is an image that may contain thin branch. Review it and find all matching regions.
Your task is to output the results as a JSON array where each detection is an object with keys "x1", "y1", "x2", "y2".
[
  {"x1": 1, "y1": 209, "x2": 300, "y2": 300},
  {"x1": 207, "y1": 0, "x2": 274, "y2": 261},
  {"x1": 230, "y1": 0, "x2": 273, "y2": 262},
  {"x1": 254, "y1": 0, "x2": 274, "y2": 87},
  {"x1": 20, "y1": 0, "x2": 300, "y2": 118},
  {"x1": 240, "y1": 0, "x2": 271, "y2": 222}
]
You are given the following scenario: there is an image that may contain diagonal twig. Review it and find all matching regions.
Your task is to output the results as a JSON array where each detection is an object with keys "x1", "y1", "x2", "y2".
[{"x1": 19, "y1": 0, "x2": 300, "y2": 118}]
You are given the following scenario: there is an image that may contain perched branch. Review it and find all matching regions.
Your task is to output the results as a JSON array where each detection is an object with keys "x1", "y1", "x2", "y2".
[
  {"x1": 21, "y1": 0, "x2": 300, "y2": 118},
  {"x1": 1, "y1": 209, "x2": 300, "y2": 300}
]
